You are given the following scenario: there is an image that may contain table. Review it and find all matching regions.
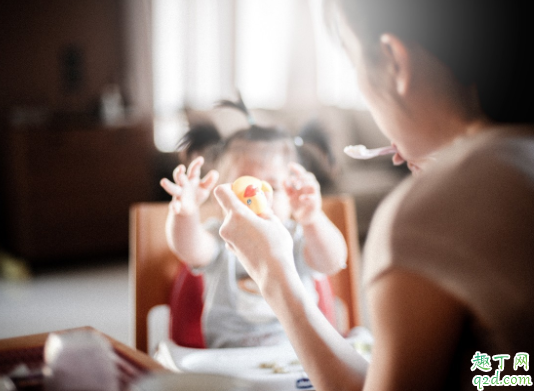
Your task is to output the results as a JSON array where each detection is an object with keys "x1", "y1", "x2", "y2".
[{"x1": 0, "y1": 326, "x2": 168, "y2": 390}]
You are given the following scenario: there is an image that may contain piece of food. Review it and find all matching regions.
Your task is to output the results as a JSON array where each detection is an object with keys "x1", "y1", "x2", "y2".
[
  {"x1": 259, "y1": 361, "x2": 277, "y2": 369},
  {"x1": 232, "y1": 176, "x2": 273, "y2": 215}
]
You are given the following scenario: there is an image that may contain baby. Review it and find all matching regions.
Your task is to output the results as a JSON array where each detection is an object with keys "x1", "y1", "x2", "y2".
[{"x1": 160, "y1": 99, "x2": 347, "y2": 348}]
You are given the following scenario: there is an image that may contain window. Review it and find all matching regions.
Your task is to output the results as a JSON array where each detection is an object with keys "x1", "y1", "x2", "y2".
[
  {"x1": 309, "y1": 0, "x2": 367, "y2": 109},
  {"x1": 235, "y1": 0, "x2": 295, "y2": 109},
  {"x1": 152, "y1": 0, "x2": 231, "y2": 152},
  {"x1": 151, "y1": 0, "x2": 365, "y2": 152}
]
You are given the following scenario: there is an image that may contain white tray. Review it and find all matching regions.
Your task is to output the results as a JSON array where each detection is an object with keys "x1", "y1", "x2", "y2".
[{"x1": 154, "y1": 327, "x2": 373, "y2": 391}]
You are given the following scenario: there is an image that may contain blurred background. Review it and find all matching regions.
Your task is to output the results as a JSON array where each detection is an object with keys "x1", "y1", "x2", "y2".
[{"x1": 0, "y1": 0, "x2": 408, "y2": 344}]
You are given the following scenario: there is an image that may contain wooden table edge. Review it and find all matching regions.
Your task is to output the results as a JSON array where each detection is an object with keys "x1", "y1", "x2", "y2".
[{"x1": 0, "y1": 326, "x2": 168, "y2": 373}]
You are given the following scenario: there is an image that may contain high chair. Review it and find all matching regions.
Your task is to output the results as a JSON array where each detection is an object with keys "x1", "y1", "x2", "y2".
[{"x1": 130, "y1": 195, "x2": 361, "y2": 354}]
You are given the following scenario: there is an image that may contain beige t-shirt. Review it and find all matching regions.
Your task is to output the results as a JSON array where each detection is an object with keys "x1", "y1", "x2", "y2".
[{"x1": 363, "y1": 128, "x2": 534, "y2": 389}]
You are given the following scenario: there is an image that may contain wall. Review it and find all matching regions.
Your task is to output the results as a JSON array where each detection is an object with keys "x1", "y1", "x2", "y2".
[
  {"x1": 0, "y1": 1, "x2": 160, "y2": 263},
  {"x1": 0, "y1": 0, "x2": 124, "y2": 119}
]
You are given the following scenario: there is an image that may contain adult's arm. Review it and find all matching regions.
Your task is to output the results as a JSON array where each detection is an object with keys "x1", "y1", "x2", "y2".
[
  {"x1": 364, "y1": 270, "x2": 466, "y2": 390},
  {"x1": 214, "y1": 184, "x2": 367, "y2": 390}
]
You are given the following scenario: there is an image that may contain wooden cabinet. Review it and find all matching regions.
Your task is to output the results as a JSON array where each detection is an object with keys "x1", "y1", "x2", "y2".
[{"x1": 0, "y1": 122, "x2": 156, "y2": 263}]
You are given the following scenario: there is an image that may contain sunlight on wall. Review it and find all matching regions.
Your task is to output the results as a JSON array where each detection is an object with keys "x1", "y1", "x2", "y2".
[
  {"x1": 151, "y1": 0, "x2": 366, "y2": 152},
  {"x1": 235, "y1": 0, "x2": 295, "y2": 109},
  {"x1": 152, "y1": 0, "x2": 186, "y2": 152},
  {"x1": 309, "y1": 0, "x2": 367, "y2": 110}
]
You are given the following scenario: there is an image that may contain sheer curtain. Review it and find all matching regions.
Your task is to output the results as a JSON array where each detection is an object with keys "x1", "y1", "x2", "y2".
[
  {"x1": 152, "y1": 0, "x2": 233, "y2": 152},
  {"x1": 309, "y1": 0, "x2": 367, "y2": 109},
  {"x1": 235, "y1": 0, "x2": 295, "y2": 109},
  {"x1": 151, "y1": 0, "x2": 364, "y2": 152}
]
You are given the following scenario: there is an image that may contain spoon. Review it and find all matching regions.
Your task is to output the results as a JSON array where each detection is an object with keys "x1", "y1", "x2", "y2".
[{"x1": 343, "y1": 144, "x2": 397, "y2": 160}]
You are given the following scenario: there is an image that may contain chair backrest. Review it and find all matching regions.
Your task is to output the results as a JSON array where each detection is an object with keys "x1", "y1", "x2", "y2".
[{"x1": 130, "y1": 195, "x2": 361, "y2": 353}]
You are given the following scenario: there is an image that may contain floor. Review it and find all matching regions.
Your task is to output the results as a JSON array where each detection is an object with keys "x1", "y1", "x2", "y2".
[{"x1": 0, "y1": 256, "x2": 131, "y2": 346}]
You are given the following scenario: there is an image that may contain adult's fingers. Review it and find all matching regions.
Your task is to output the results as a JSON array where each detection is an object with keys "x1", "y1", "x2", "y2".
[
  {"x1": 215, "y1": 184, "x2": 275, "y2": 222},
  {"x1": 213, "y1": 184, "x2": 248, "y2": 215}
]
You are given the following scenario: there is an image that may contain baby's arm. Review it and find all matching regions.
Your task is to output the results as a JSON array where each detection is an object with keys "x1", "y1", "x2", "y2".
[
  {"x1": 160, "y1": 156, "x2": 219, "y2": 269},
  {"x1": 286, "y1": 163, "x2": 347, "y2": 275}
]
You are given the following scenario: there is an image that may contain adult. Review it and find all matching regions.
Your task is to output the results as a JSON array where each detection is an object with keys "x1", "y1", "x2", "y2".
[{"x1": 214, "y1": 1, "x2": 534, "y2": 389}]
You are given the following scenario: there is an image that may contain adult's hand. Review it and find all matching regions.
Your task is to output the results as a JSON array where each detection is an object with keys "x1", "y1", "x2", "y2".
[{"x1": 214, "y1": 184, "x2": 297, "y2": 291}]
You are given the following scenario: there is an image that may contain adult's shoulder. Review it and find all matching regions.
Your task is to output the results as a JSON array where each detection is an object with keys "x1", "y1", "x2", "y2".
[
  {"x1": 394, "y1": 127, "x2": 534, "y2": 225},
  {"x1": 364, "y1": 126, "x2": 534, "y2": 293}
]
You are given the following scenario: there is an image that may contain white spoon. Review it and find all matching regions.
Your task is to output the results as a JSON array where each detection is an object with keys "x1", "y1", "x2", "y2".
[{"x1": 343, "y1": 144, "x2": 397, "y2": 160}]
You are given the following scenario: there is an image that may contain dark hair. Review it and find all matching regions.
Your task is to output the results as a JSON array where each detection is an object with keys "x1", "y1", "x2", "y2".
[
  {"x1": 296, "y1": 119, "x2": 338, "y2": 192},
  {"x1": 176, "y1": 93, "x2": 297, "y2": 170},
  {"x1": 216, "y1": 93, "x2": 297, "y2": 159},
  {"x1": 176, "y1": 122, "x2": 221, "y2": 156},
  {"x1": 333, "y1": 0, "x2": 534, "y2": 123},
  {"x1": 298, "y1": 119, "x2": 336, "y2": 166}
]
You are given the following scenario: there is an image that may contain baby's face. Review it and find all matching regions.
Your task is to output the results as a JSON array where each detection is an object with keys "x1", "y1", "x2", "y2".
[{"x1": 224, "y1": 152, "x2": 292, "y2": 221}]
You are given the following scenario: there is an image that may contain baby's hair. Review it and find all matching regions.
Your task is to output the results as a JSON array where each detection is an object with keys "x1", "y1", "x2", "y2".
[
  {"x1": 215, "y1": 92, "x2": 298, "y2": 162},
  {"x1": 175, "y1": 93, "x2": 298, "y2": 173},
  {"x1": 217, "y1": 91, "x2": 256, "y2": 127},
  {"x1": 175, "y1": 121, "x2": 222, "y2": 177},
  {"x1": 297, "y1": 119, "x2": 336, "y2": 166},
  {"x1": 176, "y1": 121, "x2": 222, "y2": 156},
  {"x1": 296, "y1": 119, "x2": 338, "y2": 192}
]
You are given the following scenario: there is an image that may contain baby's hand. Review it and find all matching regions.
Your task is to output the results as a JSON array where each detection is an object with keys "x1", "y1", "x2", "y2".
[
  {"x1": 160, "y1": 156, "x2": 219, "y2": 215},
  {"x1": 285, "y1": 162, "x2": 321, "y2": 226}
]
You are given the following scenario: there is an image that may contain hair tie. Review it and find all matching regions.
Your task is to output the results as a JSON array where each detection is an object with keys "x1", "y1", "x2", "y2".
[{"x1": 216, "y1": 90, "x2": 256, "y2": 127}]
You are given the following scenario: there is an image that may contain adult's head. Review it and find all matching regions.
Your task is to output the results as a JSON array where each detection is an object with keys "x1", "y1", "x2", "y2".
[{"x1": 327, "y1": 0, "x2": 534, "y2": 162}]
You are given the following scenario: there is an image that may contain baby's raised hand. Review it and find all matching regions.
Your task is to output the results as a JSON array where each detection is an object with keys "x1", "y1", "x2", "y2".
[
  {"x1": 160, "y1": 156, "x2": 219, "y2": 215},
  {"x1": 285, "y1": 162, "x2": 321, "y2": 226}
]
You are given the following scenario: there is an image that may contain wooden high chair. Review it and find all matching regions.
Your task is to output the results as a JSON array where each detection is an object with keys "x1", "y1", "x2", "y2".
[{"x1": 130, "y1": 195, "x2": 361, "y2": 353}]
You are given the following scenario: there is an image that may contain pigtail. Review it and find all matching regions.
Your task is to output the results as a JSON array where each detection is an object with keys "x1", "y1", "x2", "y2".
[
  {"x1": 176, "y1": 121, "x2": 221, "y2": 154},
  {"x1": 297, "y1": 119, "x2": 336, "y2": 166},
  {"x1": 296, "y1": 119, "x2": 339, "y2": 193},
  {"x1": 215, "y1": 92, "x2": 298, "y2": 165},
  {"x1": 175, "y1": 119, "x2": 222, "y2": 175},
  {"x1": 216, "y1": 91, "x2": 256, "y2": 127}
]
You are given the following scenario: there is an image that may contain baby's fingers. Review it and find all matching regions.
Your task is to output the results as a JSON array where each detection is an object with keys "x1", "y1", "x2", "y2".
[
  {"x1": 200, "y1": 169, "x2": 220, "y2": 191},
  {"x1": 289, "y1": 162, "x2": 308, "y2": 176},
  {"x1": 172, "y1": 164, "x2": 187, "y2": 184},
  {"x1": 160, "y1": 178, "x2": 183, "y2": 197},
  {"x1": 299, "y1": 193, "x2": 319, "y2": 204},
  {"x1": 187, "y1": 156, "x2": 205, "y2": 181}
]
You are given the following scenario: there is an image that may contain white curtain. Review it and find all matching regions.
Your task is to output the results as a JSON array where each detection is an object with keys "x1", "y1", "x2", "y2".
[
  {"x1": 235, "y1": 0, "x2": 295, "y2": 109},
  {"x1": 309, "y1": 0, "x2": 367, "y2": 109},
  {"x1": 152, "y1": 0, "x2": 235, "y2": 151},
  {"x1": 150, "y1": 0, "x2": 365, "y2": 152}
]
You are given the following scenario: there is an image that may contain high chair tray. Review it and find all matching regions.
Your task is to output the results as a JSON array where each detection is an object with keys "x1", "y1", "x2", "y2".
[
  {"x1": 154, "y1": 330, "x2": 372, "y2": 391},
  {"x1": 155, "y1": 340, "x2": 313, "y2": 391}
]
